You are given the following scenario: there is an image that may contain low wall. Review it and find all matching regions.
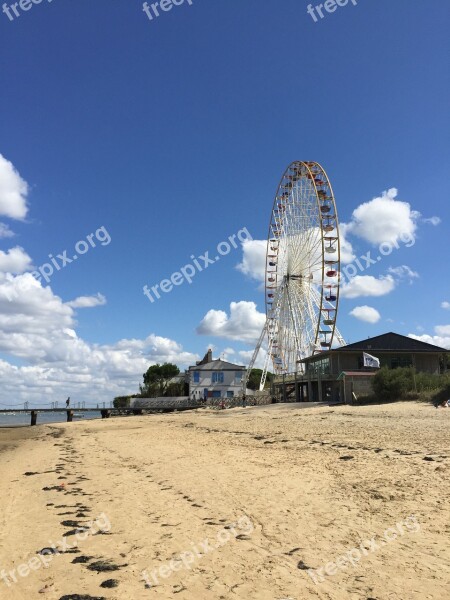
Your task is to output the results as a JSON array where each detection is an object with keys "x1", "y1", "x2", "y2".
[
  {"x1": 206, "y1": 395, "x2": 272, "y2": 409},
  {"x1": 130, "y1": 397, "x2": 201, "y2": 411}
]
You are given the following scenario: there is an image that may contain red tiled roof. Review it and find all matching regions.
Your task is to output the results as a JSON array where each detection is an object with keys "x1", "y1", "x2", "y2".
[{"x1": 340, "y1": 371, "x2": 377, "y2": 377}]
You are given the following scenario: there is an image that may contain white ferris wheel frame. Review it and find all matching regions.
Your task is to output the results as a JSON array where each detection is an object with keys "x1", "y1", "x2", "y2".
[{"x1": 245, "y1": 161, "x2": 345, "y2": 393}]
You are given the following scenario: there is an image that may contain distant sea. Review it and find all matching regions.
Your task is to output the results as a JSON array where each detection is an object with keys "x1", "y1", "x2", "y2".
[{"x1": 0, "y1": 411, "x2": 103, "y2": 427}]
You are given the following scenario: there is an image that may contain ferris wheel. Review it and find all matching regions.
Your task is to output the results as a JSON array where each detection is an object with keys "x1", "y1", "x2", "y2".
[{"x1": 246, "y1": 161, "x2": 345, "y2": 391}]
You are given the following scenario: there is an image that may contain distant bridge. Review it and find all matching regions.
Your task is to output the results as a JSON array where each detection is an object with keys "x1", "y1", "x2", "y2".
[
  {"x1": 0, "y1": 395, "x2": 272, "y2": 426},
  {"x1": 0, "y1": 398, "x2": 204, "y2": 426}
]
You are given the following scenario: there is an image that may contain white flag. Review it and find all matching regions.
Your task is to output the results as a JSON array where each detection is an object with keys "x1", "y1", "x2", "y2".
[{"x1": 363, "y1": 352, "x2": 380, "y2": 368}]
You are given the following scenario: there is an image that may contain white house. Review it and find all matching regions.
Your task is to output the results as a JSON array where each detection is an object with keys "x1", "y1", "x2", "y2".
[{"x1": 188, "y1": 350, "x2": 246, "y2": 400}]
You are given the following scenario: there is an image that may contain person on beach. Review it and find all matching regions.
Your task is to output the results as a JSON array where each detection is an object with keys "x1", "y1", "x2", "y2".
[{"x1": 434, "y1": 398, "x2": 449, "y2": 408}]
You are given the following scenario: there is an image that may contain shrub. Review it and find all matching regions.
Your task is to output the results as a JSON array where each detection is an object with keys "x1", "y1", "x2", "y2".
[
  {"x1": 415, "y1": 371, "x2": 449, "y2": 392},
  {"x1": 372, "y1": 367, "x2": 450, "y2": 403},
  {"x1": 372, "y1": 367, "x2": 414, "y2": 401}
]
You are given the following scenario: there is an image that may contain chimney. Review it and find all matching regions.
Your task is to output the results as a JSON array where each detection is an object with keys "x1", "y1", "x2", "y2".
[{"x1": 198, "y1": 348, "x2": 214, "y2": 366}]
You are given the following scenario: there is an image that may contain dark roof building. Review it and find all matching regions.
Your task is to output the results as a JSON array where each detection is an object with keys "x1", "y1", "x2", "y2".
[
  {"x1": 273, "y1": 332, "x2": 447, "y2": 404},
  {"x1": 329, "y1": 332, "x2": 446, "y2": 354}
]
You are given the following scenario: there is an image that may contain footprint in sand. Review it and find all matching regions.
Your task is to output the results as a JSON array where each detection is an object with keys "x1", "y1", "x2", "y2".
[
  {"x1": 100, "y1": 579, "x2": 119, "y2": 588},
  {"x1": 285, "y1": 547, "x2": 301, "y2": 556},
  {"x1": 72, "y1": 556, "x2": 94, "y2": 564}
]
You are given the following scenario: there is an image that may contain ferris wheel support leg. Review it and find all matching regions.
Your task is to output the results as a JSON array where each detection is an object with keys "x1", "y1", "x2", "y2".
[
  {"x1": 259, "y1": 347, "x2": 273, "y2": 391},
  {"x1": 243, "y1": 320, "x2": 268, "y2": 394},
  {"x1": 334, "y1": 328, "x2": 346, "y2": 347}
]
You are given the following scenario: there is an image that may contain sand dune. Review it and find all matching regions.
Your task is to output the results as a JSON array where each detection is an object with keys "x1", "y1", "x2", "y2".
[{"x1": 0, "y1": 402, "x2": 449, "y2": 599}]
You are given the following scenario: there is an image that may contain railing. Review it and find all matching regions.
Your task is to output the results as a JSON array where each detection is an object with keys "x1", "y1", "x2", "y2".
[{"x1": 0, "y1": 401, "x2": 113, "y2": 410}]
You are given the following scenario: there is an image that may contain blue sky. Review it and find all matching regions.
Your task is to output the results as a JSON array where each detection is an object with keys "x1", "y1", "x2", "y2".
[{"x1": 0, "y1": 0, "x2": 449, "y2": 404}]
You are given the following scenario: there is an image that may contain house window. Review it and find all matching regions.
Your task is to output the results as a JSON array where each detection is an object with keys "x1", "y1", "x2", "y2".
[
  {"x1": 235, "y1": 371, "x2": 243, "y2": 382},
  {"x1": 307, "y1": 358, "x2": 330, "y2": 375},
  {"x1": 212, "y1": 372, "x2": 224, "y2": 383},
  {"x1": 391, "y1": 355, "x2": 413, "y2": 369},
  {"x1": 227, "y1": 391, "x2": 234, "y2": 398},
  {"x1": 193, "y1": 371, "x2": 200, "y2": 383}
]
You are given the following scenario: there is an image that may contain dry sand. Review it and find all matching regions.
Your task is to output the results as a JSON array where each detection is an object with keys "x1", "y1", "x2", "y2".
[{"x1": 0, "y1": 401, "x2": 449, "y2": 600}]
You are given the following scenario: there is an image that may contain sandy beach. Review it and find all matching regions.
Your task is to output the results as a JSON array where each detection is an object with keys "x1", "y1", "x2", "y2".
[{"x1": 0, "y1": 402, "x2": 449, "y2": 600}]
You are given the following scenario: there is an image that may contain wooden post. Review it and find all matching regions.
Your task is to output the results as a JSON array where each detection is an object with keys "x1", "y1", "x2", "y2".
[
  {"x1": 318, "y1": 370, "x2": 323, "y2": 403},
  {"x1": 31, "y1": 411, "x2": 37, "y2": 426},
  {"x1": 67, "y1": 410, "x2": 73, "y2": 422}
]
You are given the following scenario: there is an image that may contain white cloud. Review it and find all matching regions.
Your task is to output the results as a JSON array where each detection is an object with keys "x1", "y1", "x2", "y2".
[
  {"x1": 218, "y1": 347, "x2": 238, "y2": 363},
  {"x1": 441, "y1": 301, "x2": 450, "y2": 310},
  {"x1": 409, "y1": 328, "x2": 450, "y2": 350},
  {"x1": 422, "y1": 216, "x2": 441, "y2": 226},
  {"x1": 435, "y1": 325, "x2": 450, "y2": 337},
  {"x1": 67, "y1": 293, "x2": 107, "y2": 309},
  {"x1": 197, "y1": 301, "x2": 265, "y2": 343},
  {"x1": 222, "y1": 347, "x2": 235, "y2": 355},
  {"x1": 0, "y1": 246, "x2": 33, "y2": 274},
  {"x1": 349, "y1": 305, "x2": 381, "y2": 324},
  {"x1": 237, "y1": 348, "x2": 267, "y2": 370},
  {"x1": 0, "y1": 272, "x2": 200, "y2": 404},
  {"x1": 339, "y1": 223, "x2": 356, "y2": 264},
  {"x1": 340, "y1": 275, "x2": 396, "y2": 299},
  {"x1": 236, "y1": 239, "x2": 266, "y2": 283},
  {"x1": 0, "y1": 222, "x2": 15, "y2": 238},
  {"x1": 0, "y1": 154, "x2": 29, "y2": 220},
  {"x1": 387, "y1": 265, "x2": 419, "y2": 282},
  {"x1": 345, "y1": 188, "x2": 419, "y2": 245}
]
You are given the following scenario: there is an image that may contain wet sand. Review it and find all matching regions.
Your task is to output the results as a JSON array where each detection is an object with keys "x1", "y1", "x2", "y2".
[{"x1": 0, "y1": 402, "x2": 449, "y2": 599}]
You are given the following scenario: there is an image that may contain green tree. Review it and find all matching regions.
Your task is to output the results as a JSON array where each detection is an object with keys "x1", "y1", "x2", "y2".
[
  {"x1": 140, "y1": 363, "x2": 180, "y2": 398},
  {"x1": 113, "y1": 395, "x2": 133, "y2": 409},
  {"x1": 165, "y1": 381, "x2": 187, "y2": 397},
  {"x1": 246, "y1": 369, "x2": 273, "y2": 391}
]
